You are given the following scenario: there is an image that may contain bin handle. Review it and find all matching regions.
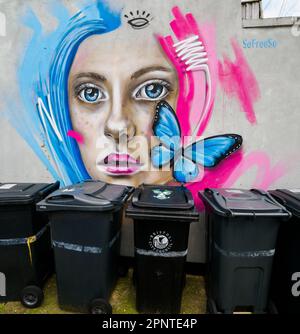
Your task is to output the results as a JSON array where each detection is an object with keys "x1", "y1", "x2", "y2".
[
  {"x1": 251, "y1": 188, "x2": 292, "y2": 218},
  {"x1": 86, "y1": 189, "x2": 136, "y2": 206},
  {"x1": 132, "y1": 188, "x2": 142, "y2": 206},
  {"x1": 250, "y1": 188, "x2": 269, "y2": 197},
  {"x1": 120, "y1": 187, "x2": 135, "y2": 204},
  {"x1": 38, "y1": 181, "x2": 60, "y2": 198},
  {"x1": 73, "y1": 193, "x2": 111, "y2": 206},
  {"x1": 182, "y1": 186, "x2": 195, "y2": 208},
  {"x1": 203, "y1": 188, "x2": 232, "y2": 217}
]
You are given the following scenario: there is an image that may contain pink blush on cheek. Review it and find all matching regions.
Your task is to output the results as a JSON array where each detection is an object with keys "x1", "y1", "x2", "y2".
[{"x1": 67, "y1": 130, "x2": 85, "y2": 144}]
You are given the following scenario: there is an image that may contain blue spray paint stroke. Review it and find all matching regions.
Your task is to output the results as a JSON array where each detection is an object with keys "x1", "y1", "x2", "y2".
[{"x1": 6, "y1": 0, "x2": 121, "y2": 185}]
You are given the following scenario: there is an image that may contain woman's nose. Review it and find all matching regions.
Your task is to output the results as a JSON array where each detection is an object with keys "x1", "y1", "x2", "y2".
[
  {"x1": 104, "y1": 115, "x2": 136, "y2": 143},
  {"x1": 104, "y1": 94, "x2": 136, "y2": 144}
]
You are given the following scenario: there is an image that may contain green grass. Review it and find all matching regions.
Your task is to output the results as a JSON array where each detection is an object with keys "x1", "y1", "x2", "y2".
[
  {"x1": 0, "y1": 303, "x2": 5, "y2": 313},
  {"x1": 0, "y1": 270, "x2": 207, "y2": 314}
]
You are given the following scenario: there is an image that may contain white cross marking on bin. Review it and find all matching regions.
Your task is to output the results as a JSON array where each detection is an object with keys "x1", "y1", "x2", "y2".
[{"x1": 0, "y1": 272, "x2": 6, "y2": 297}]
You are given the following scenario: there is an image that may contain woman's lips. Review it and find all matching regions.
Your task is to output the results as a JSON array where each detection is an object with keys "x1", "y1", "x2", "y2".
[{"x1": 98, "y1": 154, "x2": 143, "y2": 175}]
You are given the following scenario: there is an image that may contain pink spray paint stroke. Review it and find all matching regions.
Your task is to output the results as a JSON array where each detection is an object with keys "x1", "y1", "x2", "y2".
[
  {"x1": 223, "y1": 151, "x2": 289, "y2": 190},
  {"x1": 169, "y1": 7, "x2": 205, "y2": 136},
  {"x1": 160, "y1": 7, "x2": 289, "y2": 210},
  {"x1": 158, "y1": 6, "x2": 217, "y2": 137},
  {"x1": 186, "y1": 150, "x2": 244, "y2": 210},
  {"x1": 185, "y1": 14, "x2": 218, "y2": 136},
  {"x1": 67, "y1": 130, "x2": 84, "y2": 144},
  {"x1": 187, "y1": 151, "x2": 289, "y2": 211},
  {"x1": 157, "y1": 35, "x2": 188, "y2": 138},
  {"x1": 218, "y1": 38, "x2": 261, "y2": 125}
]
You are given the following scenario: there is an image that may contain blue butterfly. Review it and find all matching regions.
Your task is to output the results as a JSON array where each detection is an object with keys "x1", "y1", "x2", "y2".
[{"x1": 151, "y1": 101, "x2": 243, "y2": 183}]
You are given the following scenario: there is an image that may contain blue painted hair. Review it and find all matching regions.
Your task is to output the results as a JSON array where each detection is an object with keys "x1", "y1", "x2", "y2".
[{"x1": 12, "y1": 1, "x2": 121, "y2": 185}]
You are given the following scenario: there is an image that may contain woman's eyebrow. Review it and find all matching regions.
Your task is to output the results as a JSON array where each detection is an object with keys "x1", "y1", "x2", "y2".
[
  {"x1": 72, "y1": 72, "x2": 106, "y2": 82},
  {"x1": 131, "y1": 66, "x2": 172, "y2": 80}
]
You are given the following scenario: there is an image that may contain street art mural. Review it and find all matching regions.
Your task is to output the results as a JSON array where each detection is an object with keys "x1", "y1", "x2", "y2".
[{"x1": 2, "y1": 1, "x2": 291, "y2": 208}]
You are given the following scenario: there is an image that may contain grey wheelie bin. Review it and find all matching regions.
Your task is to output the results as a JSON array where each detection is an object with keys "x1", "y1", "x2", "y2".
[
  {"x1": 37, "y1": 180, "x2": 133, "y2": 314},
  {"x1": 126, "y1": 184, "x2": 199, "y2": 314},
  {"x1": 0, "y1": 181, "x2": 59, "y2": 308},
  {"x1": 200, "y1": 188, "x2": 290, "y2": 314},
  {"x1": 269, "y1": 189, "x2": 300, "y2": 314}
]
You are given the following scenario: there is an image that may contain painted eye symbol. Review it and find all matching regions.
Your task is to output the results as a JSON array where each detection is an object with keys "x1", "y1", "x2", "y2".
[
  {"x1": 127, "y1": 17, "x2": 149, "y2": 29},
  {"x1": 124, "y1": 10, "x2": 153, "y2": 30}
]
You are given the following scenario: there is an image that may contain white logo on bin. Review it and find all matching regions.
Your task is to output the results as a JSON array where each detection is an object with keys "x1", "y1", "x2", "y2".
[
  {"x1": 152, "y1": 189, "x2": 173, "y2": 200},
  {"x1": 0, "y1": 272, "x2": 6, "y2": 297},
  {"x1": 291, "y1": 272, "x2": 300, "y2": 297},
  {"x1": 149, "y1": 231, "x2": 173, "y2": 253},
  {"x1": 153, "y1": 235, "x2": 169, "y2": 249}
]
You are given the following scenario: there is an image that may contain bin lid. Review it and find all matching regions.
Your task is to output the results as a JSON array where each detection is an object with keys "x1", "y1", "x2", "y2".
[
  {"x1": 132, "y1": 184, "x2": 194, "y2": 210},
  {"x1": 126, "y1": 184, "x2": 198, "y2": 222},
  {"x1": 200, "y1": 188, "x2": 290, "y2": 217},
  {"x1": 269, "y1": 189, "x2": 300, "y2": 217},
  {"x1": 36, "y1": 180, "x2": 133, "y2": 212},
  {"x1": 0, "y1": 182, "x2": 59, "y2": 205}
]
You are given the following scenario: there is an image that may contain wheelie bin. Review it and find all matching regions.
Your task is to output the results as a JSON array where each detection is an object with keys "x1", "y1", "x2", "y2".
[
  {"x1": 269, "y1": 189, "x2": 300, "y2": 313},
  {"x1": 200, "y1": 188, "x2": 290, "y2": 314},
  {"x1": 0, "y1": 181, "x2": 59, "y2": 308},
  {"x1": 36, "y1": 180, "x2": 133, "y2": 314},
  {"x1": 126, "y1": 184, "x2": 199, "y2": 314}
]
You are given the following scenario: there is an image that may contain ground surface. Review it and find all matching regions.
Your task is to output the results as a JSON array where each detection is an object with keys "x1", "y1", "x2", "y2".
[{"x1": 0, "y1": 270, "x2": 207, "y2": 314}]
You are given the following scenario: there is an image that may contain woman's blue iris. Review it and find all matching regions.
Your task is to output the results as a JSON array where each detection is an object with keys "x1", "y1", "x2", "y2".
[
  {"x1": 84, "y1": 88, "x2": 99, "y2": 102},
  {"x1": 145, "y1": 83, "x2": 163, "y2": 99}
]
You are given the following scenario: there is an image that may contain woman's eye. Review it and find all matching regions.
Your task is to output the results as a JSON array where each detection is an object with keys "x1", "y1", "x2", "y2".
[
  {"x1": 133, "y1": 81, "x2": 170, "y2": 101},
  {"x1": 77, "y1": 85, "x2": 108, "y2": 104}
]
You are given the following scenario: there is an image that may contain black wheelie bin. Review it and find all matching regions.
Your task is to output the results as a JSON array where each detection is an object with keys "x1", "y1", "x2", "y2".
[
  {"x1": 200, "y1": 188, "x2": 290, "y2": 314},
  {"x1": 269, "y1": 189, "x2": 300, "y2": 313},
  {"x1": 126, "y1": 184, "x2": 199, "y2": 314},
  {"x1": 36, "y1": 180, "x2": 133, "y2": 314},
  {"x1": 0, "y1": 181, "x2": 59, "y2": 308}
]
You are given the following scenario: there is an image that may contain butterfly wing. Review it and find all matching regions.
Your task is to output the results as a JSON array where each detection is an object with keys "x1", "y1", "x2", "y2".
[
  {"x1": 153, "y1": 100, "x2": 181, "y2": 150},
  {"x1": 151, "y1": 101, "x2": 181, "y2": 168},
  {"x1": 151, "y1": 144, "x2": 175, "y2": 168},
  {"x1": 184, "y1": 134, "x2": 242, "y2": 167},
  {"x1": 173, "y1": 156, "x2": 199, "y2": 183}
]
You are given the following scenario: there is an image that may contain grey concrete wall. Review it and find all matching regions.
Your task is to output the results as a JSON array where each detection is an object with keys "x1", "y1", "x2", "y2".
[{"x1": 0, "y1": 0, "x2": 299, "y2": 263}]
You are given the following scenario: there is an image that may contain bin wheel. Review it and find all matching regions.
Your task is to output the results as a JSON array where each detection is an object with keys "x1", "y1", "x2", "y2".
[
  {"x1": 268, "y1": 300, "x2": 278, "y2": 314},
  {"x1": 20, "y1": 286, "x2": 44, "y2": 309},
  {"x1": 89, "y1": 299, "x2": 112, "y2": 314},
  {"x1": 206, "y1": 298, "x2": 221, "y2": 314}
]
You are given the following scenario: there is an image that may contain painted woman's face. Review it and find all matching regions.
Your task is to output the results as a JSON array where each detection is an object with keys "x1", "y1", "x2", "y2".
[{"x1": 68, "y1": 29, "x2": 178, "y2": 187}]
